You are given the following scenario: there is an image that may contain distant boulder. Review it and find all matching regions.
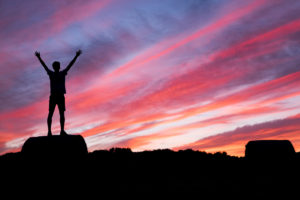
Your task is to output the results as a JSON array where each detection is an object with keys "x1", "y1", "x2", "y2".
[
  {"x1": 245, "y1": 140, "x2": 295, "y2": 160},
  {"x1": 21, "y1": 135, "x2": 88, "y2": 160}
]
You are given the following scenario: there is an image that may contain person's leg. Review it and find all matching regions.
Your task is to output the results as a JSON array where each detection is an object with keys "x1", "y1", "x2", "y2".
[
  {"x1": 58, "y1": 95, "x2": 67, "y2": 135},
  {"x1": 48, "y1": 96, "x2": 55, "y2": 136},
  {"x1": 59, "y1": 108, "x2": 66, "y2": 134}
]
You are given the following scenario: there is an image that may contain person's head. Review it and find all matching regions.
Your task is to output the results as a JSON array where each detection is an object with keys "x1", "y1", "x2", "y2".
[{"x1": 52, "y1": 61, "x2": 60, "y2": 72}]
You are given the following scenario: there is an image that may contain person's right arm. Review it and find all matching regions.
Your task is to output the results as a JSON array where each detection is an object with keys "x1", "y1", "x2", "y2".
[{"x1": 35, "y1": 51, "x2": 50, "y2": 73}]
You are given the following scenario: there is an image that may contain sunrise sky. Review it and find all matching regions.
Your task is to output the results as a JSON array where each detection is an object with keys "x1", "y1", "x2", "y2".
[{"x1": 1, "y1": 0, "x2": 300, "y2": 156}]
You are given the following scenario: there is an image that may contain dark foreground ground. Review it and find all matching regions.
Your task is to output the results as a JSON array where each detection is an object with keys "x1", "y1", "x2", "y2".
[{"x1": 1, "y1": 148, "x2": 300, "y2": 197}]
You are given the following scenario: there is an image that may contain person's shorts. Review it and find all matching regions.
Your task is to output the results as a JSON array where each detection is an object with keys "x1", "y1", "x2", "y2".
[{"x1": 49, "y1": 94, "x2": 65, "y2": 111}]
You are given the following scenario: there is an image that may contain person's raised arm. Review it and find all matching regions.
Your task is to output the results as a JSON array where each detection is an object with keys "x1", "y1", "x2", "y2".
[
  {"x1": 64, "y1": 50, "x2": 82, "y2": 72},
  {"x1": 35, "y1": 51, "x2": 50, "y2": 73}
]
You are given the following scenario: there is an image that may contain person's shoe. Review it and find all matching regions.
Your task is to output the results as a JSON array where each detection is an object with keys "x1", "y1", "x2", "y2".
[
  {"x1": 47, "y1": 131, "x2": 52, "y2": 137},
  {"x1": 60, "y1": 130, "x2": 68, "y2": 136}
]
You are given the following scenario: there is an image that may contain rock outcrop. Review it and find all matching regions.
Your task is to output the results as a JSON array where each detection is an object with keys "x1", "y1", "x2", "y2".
[
  {"x1": 21, "y1": 135, "x2": 88, "y2": 160},
  {"x1": 245, "y1": 140, "x2": 295, "y2": 160}
]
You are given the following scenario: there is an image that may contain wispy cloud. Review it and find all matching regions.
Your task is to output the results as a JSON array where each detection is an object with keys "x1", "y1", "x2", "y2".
[{"x1": 1, "y1": 0, "x2": 300, "y2": 155}]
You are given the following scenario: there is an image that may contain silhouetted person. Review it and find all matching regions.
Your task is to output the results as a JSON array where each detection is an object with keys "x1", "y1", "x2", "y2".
[{"x1": 35, "y1": 50, "x2": 82, "y2": 136}]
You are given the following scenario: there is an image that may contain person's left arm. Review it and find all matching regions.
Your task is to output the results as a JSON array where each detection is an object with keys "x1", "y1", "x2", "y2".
[{"x1": 64, "y1": 50, "x2": 82, "y2": 73}]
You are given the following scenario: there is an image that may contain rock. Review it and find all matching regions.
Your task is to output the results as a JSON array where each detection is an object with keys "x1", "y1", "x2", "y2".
[
  {"x1": 21, "y1": 135, "x2": 88, "y2": 160},
  {"x1": 245, "y1": 140, "x2": 295, "y2": 160}
]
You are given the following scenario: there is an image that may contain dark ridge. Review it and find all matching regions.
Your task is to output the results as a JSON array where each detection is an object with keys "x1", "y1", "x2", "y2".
[{"x1": 1, "y1": 139, "x2": 299, "y2": 196}]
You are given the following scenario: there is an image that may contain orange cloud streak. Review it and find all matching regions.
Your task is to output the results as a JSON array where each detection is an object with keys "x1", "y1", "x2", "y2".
[{"x1": 174, "y1": 114, "x2": 300, "y2": 156}]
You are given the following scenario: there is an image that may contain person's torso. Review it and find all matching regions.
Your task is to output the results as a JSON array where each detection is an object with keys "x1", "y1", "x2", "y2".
[{"x1": 48, "y1": 71, "x2": 67, "y2": 94}]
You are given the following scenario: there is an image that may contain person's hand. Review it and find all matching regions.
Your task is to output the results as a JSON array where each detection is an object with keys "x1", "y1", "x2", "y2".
[
  {"x1": 76, "y1": 49, "x2": 82, "y2": 56},
  {"x1": 35, "y1": 51, "x2": 40, "y2": 57}
]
